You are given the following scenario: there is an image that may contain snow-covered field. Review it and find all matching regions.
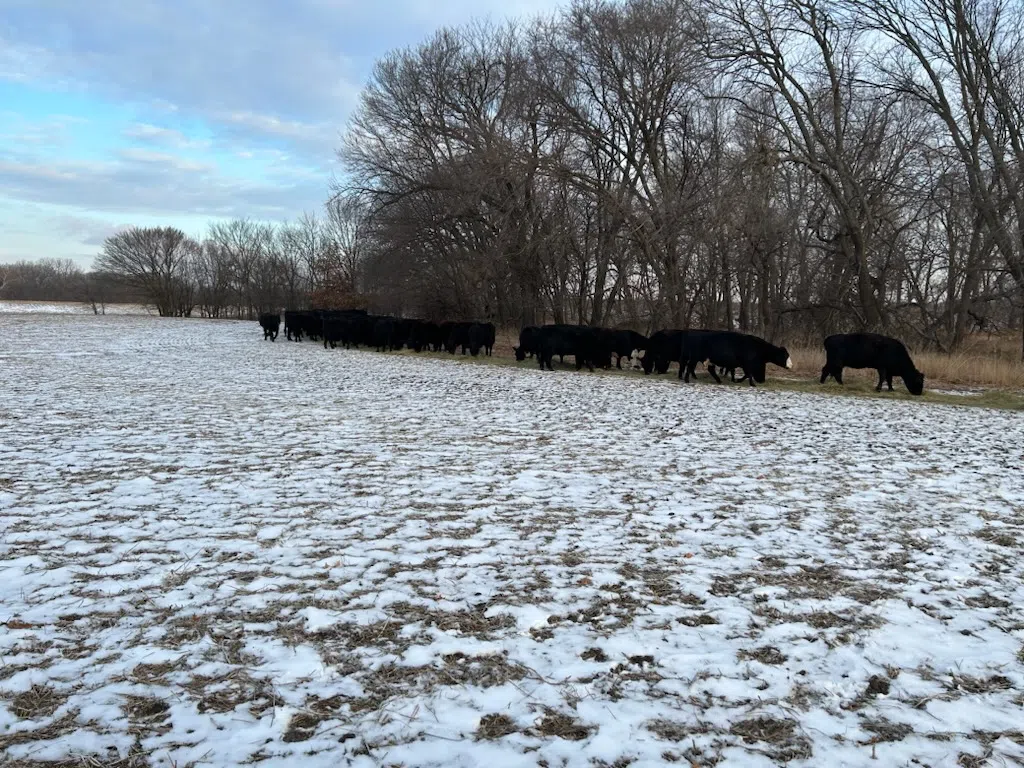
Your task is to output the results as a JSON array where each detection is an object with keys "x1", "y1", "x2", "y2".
[
  {"x1": 0, "y1": 300, "x2": 152, "y2": 315},
  {"x1": 1, "y1": 313, "x2": 1023, "y2": 768}
]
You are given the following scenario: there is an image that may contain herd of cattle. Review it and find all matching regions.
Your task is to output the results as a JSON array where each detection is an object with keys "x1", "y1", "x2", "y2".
[{"x1": 257, "y1": 309, "x2": 926, "y2": 395}]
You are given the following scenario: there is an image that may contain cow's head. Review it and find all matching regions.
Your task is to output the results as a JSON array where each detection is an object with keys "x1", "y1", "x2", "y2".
[
  {"x1": 513, "y1": 345, "x2": 526, "y2": 361},
  {"x1": 640, "y1": 352, "x2": 655, "y2": 374},
  {"x1": 905, "y1": 369, "x2": 925, "y2": 396},
  {"x1": 774, "y1": 346, "x2": 793, "y2": 370}
]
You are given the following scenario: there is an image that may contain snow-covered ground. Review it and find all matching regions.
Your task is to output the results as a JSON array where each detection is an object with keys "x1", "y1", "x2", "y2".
[
  {"x1": 1, "y1": 313, "x2": 1023, "y2": 768},
  {"x1": 0, "y1": 300, "x2": 152, "y2": 315}
]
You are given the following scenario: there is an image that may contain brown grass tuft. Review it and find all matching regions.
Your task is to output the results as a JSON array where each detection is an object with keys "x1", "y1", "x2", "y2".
[
  {"x1": 476, "y1": 713, "x2": 518, "y2": 740},
  {"x1": 9, "y1": 683, "x2": 66, "y2": 719},
  {"x1": 534, "y1": 709, "x2": 593, "y2": 741},
  {"x1": 730, "y1": 716, "x2": 812, "y2": 761}
]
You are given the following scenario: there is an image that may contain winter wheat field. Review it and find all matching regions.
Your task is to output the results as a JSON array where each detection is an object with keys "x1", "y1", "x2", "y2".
[{"x1": 2, "y1": 310, "x2": 1024, "y2": 768}]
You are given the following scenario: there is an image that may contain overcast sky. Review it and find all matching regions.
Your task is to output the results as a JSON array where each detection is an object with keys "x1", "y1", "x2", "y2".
[{"x1": 0, "y1": 0, "x2": 563, "y2": 267}]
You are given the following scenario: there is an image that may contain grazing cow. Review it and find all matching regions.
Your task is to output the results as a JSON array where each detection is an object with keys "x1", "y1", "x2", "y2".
[
  {"x1": 406, "y1": 320, "x2": 438, "y2": 352},
  {"x1": 322, "y1": 315, "x2": 347, "y2": 349},
  {"x1": 258, "y1": 313, "x2": 280, "y2": 341},
  {"x1": 372, "y1": 317, "x2": 403, "y2": 352},
  {"x1": 468, "y1": 322, "x2": 496, "y2": 356},
  {"x1": 284, "y1": 310, "x2": 321, "y2": 342},
  {"x1": 821, "y1": 333, "x2": 925, "y2": 395},
  {"x1": 599, "y1": 328, "x2": 648, "y2": 369},
  {"x1": 321, "y1": 310, "x2": 366, "y2": 349},
  {"x1": 348, "y1": 314, "x2": 382, "y2": 348},
  {"x1": 641, "y1": 329, "x2": 687, "y2": 375},
  {"x1": 680, "y1": 330, "x2": 792, "y2": 386},
  {"x1": 443, "y1": 321, "x2": 474, "y2": 354},
  {"x1": 534, "y1": 324, "x2": 608, "y2": 372},
  {"x1": 513, "y1": 326, "x2": 540, "y2": 361}
]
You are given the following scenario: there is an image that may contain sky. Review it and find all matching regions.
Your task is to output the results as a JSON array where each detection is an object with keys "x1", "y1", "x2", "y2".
[{"x1": 0, "y1": 0, "x2": 563, "y2": 268}]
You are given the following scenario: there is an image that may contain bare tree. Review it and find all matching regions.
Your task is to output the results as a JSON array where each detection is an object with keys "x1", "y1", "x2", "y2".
[
  {"x1": 94, "y1": 227, "x2": 200, "y2": 316},
  {"x1": 206, "y1": 219, "x2": 276, "y2": 317},
  {"x1": 847, "y1": 0, "x2": 1024, "y2": 355}
]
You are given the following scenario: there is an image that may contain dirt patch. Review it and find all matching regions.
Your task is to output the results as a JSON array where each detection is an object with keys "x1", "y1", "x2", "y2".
[
  {"x1": 945, "y1": 673, "x2": 1013, "y2": 694},
  {"x1": 9, "y1": 683, "x2": 67, "y2": 719},
  {"x1": 581, "y1": 647, "x2": 609, "y2": 662},
  {"x1": 861, "y1": 717, "x2": 914, "y2": 743},
  {"x1": 122, "y1": 695, "x2": 172, "y2": 737},
  {"x1": 440, "y1": 652, "x2": 529, "y2": 688},
  {"x1": 648, "y1": 719, "x2": 710, "y2": 741},
  {"x1": 974, "y1": 528, "x2": 1019, "y2": 548},
  {"x1": 533, "y1": 709, "x2": 593, "y2": 741},
  {"x1": 183, "y1": 669, "x2": 280, "y2": 716},
  {"x1": 739, "y1": 646, "x2": 787, "y2": 665},
  {"x1": 283, "y1": 711, "x2": 322, "y2": 743},
  {"x1": 964, "y1": 593, "x2": 1011, "y2": 609},
  {"x1": 125, "y1": 658, "x2": 187, "y2": 685},
  {"x1": 476, "y1": 713, "x2": 518, "y2": 740},
  {"x1": 730, "y1": 716, "x2": 812, "y2": 761}
]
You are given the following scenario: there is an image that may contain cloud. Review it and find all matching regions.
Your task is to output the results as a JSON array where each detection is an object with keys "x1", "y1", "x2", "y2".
[
  {"x1": 0, "y1": 0, "x2": 567, "y2": 265},
  {"x1": 0, "y1": 112, "x2": 81, "y2": 152},
  {"x1": 0, "y1": 0, "x2": 563, "y2": 152},
  {"x1": 0, "y1": 153, "x2": 324, "y2": 220},
  {"x1": 117, "y1": 148, "x2": 214, "y2": 173},
  {"x1": 123, "y1": 123, "x2": 209, "y2": 150},
  {"x1": 45, "y1": 214, "x2": 133, "y2": 247}
]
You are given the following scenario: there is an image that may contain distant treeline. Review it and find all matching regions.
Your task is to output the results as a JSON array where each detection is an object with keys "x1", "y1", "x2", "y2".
[{"x1": 0, "y1": 258, "x2": 143, "y2": 311}]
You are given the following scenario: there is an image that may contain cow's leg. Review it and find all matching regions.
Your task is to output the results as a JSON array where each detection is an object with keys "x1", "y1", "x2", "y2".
[
  {"x1": 707, "y1": 365, "x2": 723, "y2": 384},
  {"x1": 820, "y1": 365, "x2": 830, "y2": 384},
  {"x1": 875, "y1": 368, "x2": 886, "y2": 392},
  {"x1": 886, "y1": 373, "x2": 894, "y2": 391}
]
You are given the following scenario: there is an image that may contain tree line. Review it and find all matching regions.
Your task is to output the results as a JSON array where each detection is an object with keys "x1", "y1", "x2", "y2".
[
  {"x1": 7, "y1": 0, "x2": 1021, "y2": 358},
  {"x1": 336, "y1": 0, "x2": 1024, "y2": 356},
  {"x1": 0, "y1": 258, "x2": 141, "y2": 312}
]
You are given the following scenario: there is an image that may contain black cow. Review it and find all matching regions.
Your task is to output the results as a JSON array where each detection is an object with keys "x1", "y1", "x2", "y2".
[
  {"x1": 321, "y1": 309, "x2": 367, "y2": 349},
  {"x1": 258, "y1": 313, "x2": 280, "y2": 341},
  {"x1": 534, "y1": 324, "x2": 608, "y2": 372},
  {"x1": 285, "y1": 310, "x2": 321, "y2": 342},
  {"x1": 373, "y1": 317, "x2": 409, "y2": 352},
  {"x1": 513, "y1": 326, "x2": 540, "y2": 361},
  {"x1": 322, "y1": 315, "x2": 348, "y2": 349},
  {"x1": 599, "y1": 329, "x2": 648, "y2": 369},
  {"x1": 821, "y1": 333, "x2": 925, "y2": 395},
  {"x1": 642, "y1": 329, "x2": 686, "y2": 375},
  {"x1": 348, "y1": 314, "x2": 382, "y2": 348},
  {"x1": 468, "y1": 322, "x2": 496, "y2": 356},
  {"x1": 680, "y1": 331, "x2": 792, "y2": 387},
  {"x1": 407, "y1": 320, "x2": 441, "y2": 352},
  {"x1": 443, "y1": 322, "x2": 474, "y2": 354},
  {"x1": 284, "y1": 309, "x2": 305, "y2": 341}
]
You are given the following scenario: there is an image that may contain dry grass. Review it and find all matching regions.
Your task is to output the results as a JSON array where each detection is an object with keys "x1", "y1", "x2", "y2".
[
  {"x1": 785, "y1": 334, "x2": 1024, "y2": 391},
  {"x1": 9, "y1": 683, "x2": 67, "y2": 719},
  {"x1": 476, "y1": 713, "x2": 519, "y2": 740}
]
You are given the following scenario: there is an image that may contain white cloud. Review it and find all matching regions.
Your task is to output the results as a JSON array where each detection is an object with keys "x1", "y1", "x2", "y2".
[
  {"x1": 123, "y1": 123, "x2": 210, "y2": 150},
  {"x1": 117, "y1": 148, "x2": 213, "y2": 173}
]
